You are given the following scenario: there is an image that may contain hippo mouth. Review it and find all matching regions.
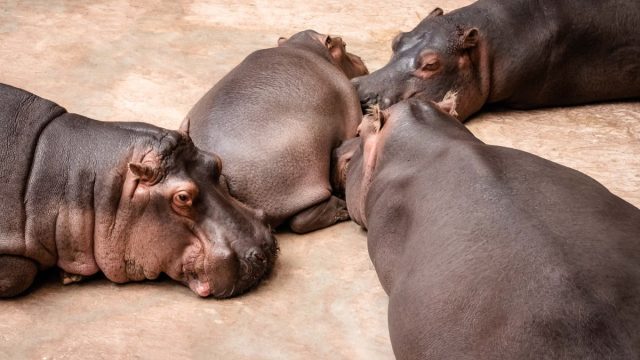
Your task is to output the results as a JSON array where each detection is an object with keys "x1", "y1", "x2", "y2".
[{"x1": 182, "y1": 248, "x2": 213, "y2": 297}]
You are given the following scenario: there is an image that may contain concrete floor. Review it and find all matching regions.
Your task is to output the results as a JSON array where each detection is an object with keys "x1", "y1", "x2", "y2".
[{"x1": 0, "y1": 1, "x2": 638, "y2": 359}]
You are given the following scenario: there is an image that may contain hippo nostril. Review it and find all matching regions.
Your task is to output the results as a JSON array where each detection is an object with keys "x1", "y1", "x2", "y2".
[
  {"x1": 252, "y1": 249, "x2": 265, "y2": 262},
  {"x1": 247, "y1": 247, "x2": 267, "y2": 266},
  {"x1": 360, "y1": 93, "x2": 378, "y2": 107}
]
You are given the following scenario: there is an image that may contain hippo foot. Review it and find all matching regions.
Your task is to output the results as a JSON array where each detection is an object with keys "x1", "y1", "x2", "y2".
[
  {"x1": 289, "y1": 195, "x2": 351, "y2": 234},
  {"x1": 60, "y1": 271, "x2": 86, "y2": 285},
  {"x1": 0, "y1": 255, "x2": 38, "y2": 298}
]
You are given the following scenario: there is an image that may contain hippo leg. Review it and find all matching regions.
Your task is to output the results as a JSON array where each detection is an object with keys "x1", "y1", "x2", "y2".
[
  {"x1": 60, "y1": 271, "x2": 86, "y2": 285},
  {"x1": 289, "y1": 195, "x2": 350, "y2": 234},
  {"x1": 0, "y1": 255, "x2": 38, "y2": 298}
]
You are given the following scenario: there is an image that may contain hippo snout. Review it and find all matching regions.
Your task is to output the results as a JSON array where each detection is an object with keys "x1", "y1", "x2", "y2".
[
  {"x1": 351, "y1": 76, "x2": 392, "y2": 112},
  {"x1": 220, "y1": 232, "x2": 278, "y2": 298}
]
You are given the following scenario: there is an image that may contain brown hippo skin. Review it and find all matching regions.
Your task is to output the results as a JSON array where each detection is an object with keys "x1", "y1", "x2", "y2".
[
  {"x1": 352, "y1": 0, "x2": 640, "y2": 120},
  {"x1": 0, "y1": 83, "x2": 277, "y2": 298},
  {"x1": 340, "y1": 98, "x2": 640, "y2": 359},
  {"x1": 184, "y1": 30, "x2": 368, "y2": 234}
]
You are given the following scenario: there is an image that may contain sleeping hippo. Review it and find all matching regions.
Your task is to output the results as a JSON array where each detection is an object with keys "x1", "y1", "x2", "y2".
[
  {"x1": 183, "y1": 29, "x2": 369, "y2": 234},
  {"x1": 353, "y1": 0, "x2": 640, "y2": 120},
  {"x1": 0, "y1": 83, "x2": 277, "y2": 298},
  {"x1": 339, "y1": 97, "x2": 640, "y2": 358}
]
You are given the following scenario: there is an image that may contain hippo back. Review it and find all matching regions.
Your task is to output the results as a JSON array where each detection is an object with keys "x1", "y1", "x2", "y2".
[
  {"x1": 0, "y1": 84, "x2": 66, "y2": 256},
  {"x1": 186, "y1": 46, "x2": 361, "y2": 227}
]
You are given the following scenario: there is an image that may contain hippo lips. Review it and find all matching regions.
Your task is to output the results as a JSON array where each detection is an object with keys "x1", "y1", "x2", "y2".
[
  {"x1": 182, "y1": 248, "x2": 214, "y2": 297},
  {"x1": 186, "y1": 274, "x2": 212, "y2": 297}
]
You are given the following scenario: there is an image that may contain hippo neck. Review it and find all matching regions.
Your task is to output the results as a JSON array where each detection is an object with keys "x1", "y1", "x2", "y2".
[
  {"x1": 30, "y1": 112, "x2": 172, "y2": 279},
  {"x1": 365, "y1": 107, "x2": 482, "y2": 292},
  {"x1": 366, "y1": 105, "x2": 481, "y2": 220}
]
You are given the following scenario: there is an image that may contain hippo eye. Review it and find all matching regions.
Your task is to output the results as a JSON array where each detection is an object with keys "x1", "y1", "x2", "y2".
[
  {"x1": 423, "y1": 61, "x2": 439, "y2": 71},
  {"x1": 419, "y1": 52, "x2": 440, "y2": 73},
  {"x1": 173, "y1": 191, "x2": 193, "y2": 207}
]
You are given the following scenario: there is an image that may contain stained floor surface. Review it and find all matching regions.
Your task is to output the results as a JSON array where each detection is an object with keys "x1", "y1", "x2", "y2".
[{"x1": 0, "y1": 1, "x2": 638, "y2": 359}]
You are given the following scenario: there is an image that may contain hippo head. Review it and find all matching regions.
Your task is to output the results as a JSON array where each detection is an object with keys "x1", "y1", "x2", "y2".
[
  {"x1": 352, "y1": 8, "x2": 486, "y2": 120},
  {"x1": 278, "y1": 29, "x2": 369, "y2": 79},
  {"x1": 98, "y1": 131, "x2": 277, "y2": 298},
  {"x1": 340, "y1": 94, "x2": 459, "y2": 229}
]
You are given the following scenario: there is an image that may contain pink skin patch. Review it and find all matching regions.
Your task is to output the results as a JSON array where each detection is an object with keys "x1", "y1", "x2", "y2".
[{"x1": 189, "y1": 278, "x2": 211, "y2": 297}]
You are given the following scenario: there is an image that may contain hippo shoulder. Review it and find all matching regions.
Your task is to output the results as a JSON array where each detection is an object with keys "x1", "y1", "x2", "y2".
[{"x1": 0, "y1": 84, "x2": 66, "y2": 257}]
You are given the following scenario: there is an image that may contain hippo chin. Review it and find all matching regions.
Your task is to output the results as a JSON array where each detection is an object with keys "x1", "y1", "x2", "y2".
[
  {"x1": 184, "y1": 29, "x2": 369, "y2": 234},
  {"x1": 338, "y1": 97, "x2": 640, "y2": 358},
  {"x1": 0, "y1": 83, "x2": 277, "y2": 298},
  {"x1": 353, "y1": 0, "x2": 640, "y2": 120}
]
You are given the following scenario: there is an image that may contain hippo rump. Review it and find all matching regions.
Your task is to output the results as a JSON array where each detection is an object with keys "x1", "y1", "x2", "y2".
[
  {"x1": 339, "y1": 97, "x2": 640, "y2": 358},
  {"x1": 353, "y1": 0, "x2": 640, "y2": 120},
  {"x1": 0, "y1": 83, "x2": 276, "y2": 298},
  {"x1": 183, "y1": 30, "x2": 369, "y2": 234}
]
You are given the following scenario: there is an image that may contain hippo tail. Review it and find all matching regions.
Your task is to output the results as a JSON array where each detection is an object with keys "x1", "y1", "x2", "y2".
[{"x1": 0, "y1": 83, "x2": 66, "y2": 257}]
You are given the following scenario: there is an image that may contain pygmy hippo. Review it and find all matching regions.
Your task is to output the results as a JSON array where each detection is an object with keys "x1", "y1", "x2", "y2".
[
  {"x1": 353, "y1": 0, "x2": 640, "y2": 120},
  {"x1": 0, "y1": 84, "x2": 276, "y2": 298},
  {"x1": 340, "y1": 97, "x2": 640, "y2": 358},
  {"x1": 183, "y1": 29, "x2": 368, "y2": 234}
]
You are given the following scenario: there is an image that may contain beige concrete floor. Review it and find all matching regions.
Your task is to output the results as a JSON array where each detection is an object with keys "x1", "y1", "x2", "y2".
[{"x1": 0, "y1": 1, "x2": 638, "y2": 359}]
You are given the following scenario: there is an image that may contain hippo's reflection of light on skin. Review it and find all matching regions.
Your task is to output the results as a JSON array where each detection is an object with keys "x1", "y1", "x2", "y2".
[
  {"x1": 338, "y1": 97, "x2": 640, "y2": 359},
  {"x1": 0, "y1": 83, "x2": 277, "y2": 299},
  {"x1": 353, "y1": 0, "x2": 640, "y2": 121},
  {"x1": 185, "y1": 29, "x2": 369, "y2": 234}
]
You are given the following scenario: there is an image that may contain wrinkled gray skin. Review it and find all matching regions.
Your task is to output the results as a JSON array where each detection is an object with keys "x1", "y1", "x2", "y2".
[
  {"x1": 353, "y1": 0, "x2": 640, "y2": 120},
  {"x1": 0, "y1": 83, "x2": 276, "y2": 298},
  {"x1": 184, "y1": 30, "x2": 368, "y2": 234},
  {"x1": 341, "y1": 98, "x2": 640, "y2": 359}
]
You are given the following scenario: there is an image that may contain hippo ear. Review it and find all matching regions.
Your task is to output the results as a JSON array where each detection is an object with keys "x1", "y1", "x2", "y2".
[
  {"x1": 428, "y1": 7, "x2": 444, "y2": 17},
  {"x1": 324, "y1": 35, "x2": 333, "y2": 47},
  {"x1": 460, "y1": 28, "x2": 479, "y2": 49},
  {"x1": 326, "y1": 36, "x2": 345, "y2": 60},
  {"x1": 179, "y1": 117, "x2": 190, "y2": 135},
  {"x1": 128, "y1": 162, "x2": 161, "y2": 185},
  {"x1": 277, "y1": 37, "x2": 287, "y2": 46}
]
